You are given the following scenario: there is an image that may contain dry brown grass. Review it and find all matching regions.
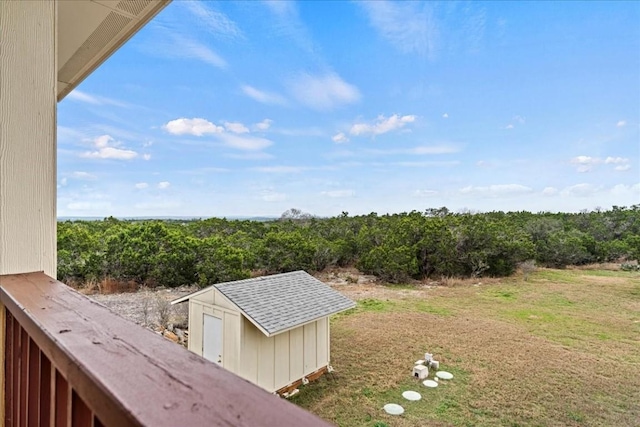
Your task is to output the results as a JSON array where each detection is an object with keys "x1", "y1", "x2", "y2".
[{"x1": 292, "y1": 268, "x2": 640, "y2": 427}]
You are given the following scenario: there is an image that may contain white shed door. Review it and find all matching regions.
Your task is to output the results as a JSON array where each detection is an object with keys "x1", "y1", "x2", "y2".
[{"x1": 203, "y1": 314, "x2": 223, "y2": 365}]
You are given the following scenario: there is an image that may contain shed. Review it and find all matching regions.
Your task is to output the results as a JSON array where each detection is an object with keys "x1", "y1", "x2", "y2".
[{"x1": 171, "y1": 271, "x2": 355, "y2": 393}]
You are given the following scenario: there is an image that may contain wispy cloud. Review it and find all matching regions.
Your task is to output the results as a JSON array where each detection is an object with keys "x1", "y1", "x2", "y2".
[
  {"x1": 67, "y1": 90, "x2": 130, "y2": 108},
  {"x1": 157, "y1": 181, "x2": 171, "y2": 190},
  {"x1": 321, "y1": 190, "x2": 355, "y2": 198},
  {"x1": 414, "y1": 189, "x2": 439, "y2": 197},
  {"x1": 144, "y1": 32, "x2": 227, "y2": 69},
  {"x1": 262, "y1": 1, "x2": 316, "y2": 56},
  {"x1": 181, "y1": 1, "x2": 243, "y2": 40},
  {"x1": 393, "y1": 161, "x2": 460, "y2": 168},
  {"x1": 260, "y1": 189, "x2": 287, "y2": 202},
  {"x1": 350, "y1": 114, "x2": 416, "y2": 136},
  {"x1": 241, "y1": 85, "x2": 288, "y2": 106},
  {"x1": 359, "y1": 1, "x2": 438, "y2": 59},
  {"x1": 218, "y1": 133, "x2": 273, "y2": 151},
  {"x1": 135, "y1": 182, "x2": 149, "y2": 189},
  {"x1": 253, "y1": 166, "x2": 307, "y2": 173},
  {"x1": 224, "y1": 122, "x2": 250, "y2": 134},
  {"x1": 560, "y1": 183, "x2": 599, "y2": 197},
  {"x1": 360, "y1": 1, "x2": 486, "y2": 59},
  {"x1": 616, "y1": 120, "x2": 626, "y2": 127},
  {"x1": 366, "y1": 144, "x2": 460, "y2": 155},
  {"x1": 70, "y1": 171, "x2": 97, "y2": 180},
  {"x1": 289, "y1": 72, "x2": 360, "y2": 111},
  {"x1": 459, "y1": 184, "x2": 534, "y2": 197},
  {"x1": 254, "y1": 119, "x2": 273, "y2": 131}
]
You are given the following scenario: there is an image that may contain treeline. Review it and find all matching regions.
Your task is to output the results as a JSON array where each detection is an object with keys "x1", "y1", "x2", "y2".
[{"x1": 57, "y1": 206, "x2": 640, "y2": 286}]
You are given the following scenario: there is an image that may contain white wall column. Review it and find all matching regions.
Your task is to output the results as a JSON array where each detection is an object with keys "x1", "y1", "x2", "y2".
[{"x1": 0, "y1": 0, "x2": 57, "y2": 277}]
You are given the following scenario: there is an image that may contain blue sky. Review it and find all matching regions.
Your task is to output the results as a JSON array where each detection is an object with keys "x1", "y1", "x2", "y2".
[{"x1": 58, "y1": 1, "x2": 640, "y2": 218}]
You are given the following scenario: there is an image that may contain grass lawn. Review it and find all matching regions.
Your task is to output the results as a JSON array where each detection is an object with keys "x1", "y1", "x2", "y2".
[{"x1": 292, "y1": 268, "x2": 640, "y2": 427}]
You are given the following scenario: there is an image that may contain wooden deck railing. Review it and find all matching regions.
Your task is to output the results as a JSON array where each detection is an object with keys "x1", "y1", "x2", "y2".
[{"x1": 0, "y1": 272, "x2": 331, "y2": 426}]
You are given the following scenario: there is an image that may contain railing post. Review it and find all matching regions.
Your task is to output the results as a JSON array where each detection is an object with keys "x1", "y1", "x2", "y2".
[{"x1": 1, "y1": 300, "x2": 5, "y2": 427}]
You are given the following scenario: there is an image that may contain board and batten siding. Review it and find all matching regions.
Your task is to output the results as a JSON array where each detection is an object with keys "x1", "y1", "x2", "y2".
[
  {"x1": 186, "y1": 286, "x2": 332, "y2": 392},
  {"x1": 187, "y1": 289, "x2": 241, "y2": 375},
  {"x1": 0, "y1": 0, "x2": 57, "y2": 278},
  {"x1": 239, "y1": 316, "x2": 330, "y2": 393}
]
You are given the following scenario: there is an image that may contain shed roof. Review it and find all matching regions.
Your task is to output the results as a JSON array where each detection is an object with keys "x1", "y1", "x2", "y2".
[{"x1": 172, "y1": 271, "x2": 355, "y2": 337}]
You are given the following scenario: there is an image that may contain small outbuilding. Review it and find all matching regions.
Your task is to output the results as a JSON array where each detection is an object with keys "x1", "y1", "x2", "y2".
[{"x1": 171, "y1": 271, "x2": 355, "y2": 394}]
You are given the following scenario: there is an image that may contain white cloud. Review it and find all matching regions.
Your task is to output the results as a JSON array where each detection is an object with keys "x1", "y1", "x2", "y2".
[
  {"x1": 604, "y1": 156, "x2": 629, "y2": 165},
  {"x1": 164, "y1": 118, "x2": 224, "y2": 136},
  {"x1": 321, "y1": 190, "x2": 355, "y2": 198},
  {"x1": 71, "y1": 171, "x2": 96, "y2": 180},
  {"x1": 570, "y1": 155, "x2": 601, "y2": 172},
  {"x1": 225, "y1": 152, "x2": 274, "y2": 160},
  {"x1": 241, "y1": 85, "x2": 288, "y2": 105},
  {"x1": 80, "y1": 135, "x2": 138, "y2": 160},
  {"x1": 254, "y1": 119, "x2": 273, "y2": 131},
  {"x1": 157, "y1": 181, "x2": 171, "y2": 190},
  {"x1": 414, "y1": 189, "x2": 438, "y2": 197},
  {"x1": 459, "y1": 184, "x2": 534, "y2": 197},
  {"x1": 542, "y1": 187, "x2": 558, "y2": 196},
  {"x1": 561, "y1": 183, "x2": 598, "y2": 197},
  {"x1": 59, "y1": 178, "x2": 68, "y2": 187},
  {"x1": 504, "y1": 124, "x2": 514, "y2": 130},
  {"x1": 143, "y1": 153, "x2": 152, "y2": 161},
  {"x1": 350, "y1": 114, "x2": 416, "y2": 136},
  {"x1": 332, "y1": 132, "x2": 349, "y2": 143},
  {"x1": 135, "y1": 182, "x2": 149, "y2": 189},
  {"x1": 289, "y1": 72, "x2": 360, "y2": 111},
  {"x1": 570, "y1": 156, "x2": 630, "y2": 172},
  {"x1": 442, "y1": 113, "x2": 449, "y2": 119},
  {"x1": 224, "y1": 121, "x2": 250, "y2": 134},
  {"x1": 218, "y1": 133, "x2": 273, "y2": 151},
  {"x1": 616, "y1": 120, "x2": 626, "y2": 127}
]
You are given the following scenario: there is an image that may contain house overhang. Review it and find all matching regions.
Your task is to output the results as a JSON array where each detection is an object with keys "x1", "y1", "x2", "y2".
[{"x1": 57, "y1": 0, "x2": 170, "y2": 101}]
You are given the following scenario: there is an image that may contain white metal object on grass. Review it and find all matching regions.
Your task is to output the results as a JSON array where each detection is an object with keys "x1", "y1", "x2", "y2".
[
  {"x1": 424, "y1": 353, "x2": 433, "y2": 362},
  {"x1": 436, "y1": 371, "x2": 453, "y2": 380},
  {"x1": 423, "y1": 379, "x2": 438, "y2": 388},
  {"x1": 402, "y1": 391, "x2": 422, "y2": 401},
  {"x1": 383, "y1": 403, "x2": 405, "y2": 415}
]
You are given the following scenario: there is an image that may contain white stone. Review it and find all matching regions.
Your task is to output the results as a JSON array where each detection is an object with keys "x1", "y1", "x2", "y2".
[
  {"x1": 436, "y1": 371, "x2": 453, "y2": 380},
  {"x1": 383, "y1": 403, "x2": 404, "y2": 415},
  {"x1": 423, "y1": 379, "x2": 438, "y2": 388},
  {"x1": 402, "y1": 391, "x2": 422, "y2": 401}
]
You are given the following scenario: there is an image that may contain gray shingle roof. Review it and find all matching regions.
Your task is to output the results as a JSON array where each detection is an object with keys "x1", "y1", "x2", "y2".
[{"x1": 213, "y1": 271, "x2": 355, "y2": 336}]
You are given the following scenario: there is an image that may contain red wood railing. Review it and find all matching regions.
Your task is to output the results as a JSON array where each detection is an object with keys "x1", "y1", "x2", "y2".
[{"x1": 0, "y1": 272, "x2": 330, "y2": 427}]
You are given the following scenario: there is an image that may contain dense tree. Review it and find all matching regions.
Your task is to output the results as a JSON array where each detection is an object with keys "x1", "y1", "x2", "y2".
[{"x1": 57, "y1": 206, "x2": 640, "y2": 286}]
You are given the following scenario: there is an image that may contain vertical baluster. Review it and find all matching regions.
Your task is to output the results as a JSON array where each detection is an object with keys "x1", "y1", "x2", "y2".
[
  {"x1": 71, "y1": 391, "x2": 92, "y2": 427},
  {"x1": 3, "y1": 310, "x2": 13, "y2": 426},
  {"x1": 40, "y1": 355, "x2": 52, "y2": 427},
  {"x1": 27, "y1": 339, "x2": 40, "y2": 427},
  {"x1": 19, "y1": 327, "x2": 28, "y2": 427},
  {"x1": 54, "y1": 371, "x2": 68, "y2": 427}
]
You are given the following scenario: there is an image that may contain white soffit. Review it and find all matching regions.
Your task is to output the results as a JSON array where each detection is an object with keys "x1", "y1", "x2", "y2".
[{"x1": 57, "y1": 0, "x2": 170, "y2": 101}]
